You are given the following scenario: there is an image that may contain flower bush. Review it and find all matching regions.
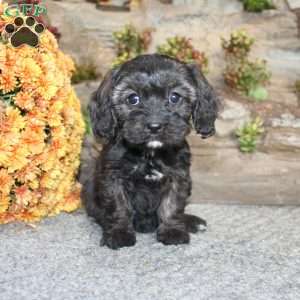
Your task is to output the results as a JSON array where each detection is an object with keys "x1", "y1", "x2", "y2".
[
  {"x1": 0, "y1": 4, "x2": 85, "y2": 224},
  {"x1": 157, "y1": 36, "x2": 209, "y2": 73},
  {"x1": 222, "y1": 29, "x2": 271, "y2": 101}
]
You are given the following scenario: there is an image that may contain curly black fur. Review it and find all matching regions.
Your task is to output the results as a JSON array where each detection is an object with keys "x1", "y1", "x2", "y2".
[{"x1": 82, "y1": 54, "x2": 219, "y2": 249}]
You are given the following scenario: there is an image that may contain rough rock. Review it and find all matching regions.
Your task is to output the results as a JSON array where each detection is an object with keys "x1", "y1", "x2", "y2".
[
  {"x1": 267, "y1": 79, "x2": 299, "y2": 107},
  {"x1": 47, "y1": 1, "x2": 132, "y2": 72},
  {"x1": 219, "y1": 99, "x2": 250, "y2": 120},
  {"x1": 287, "y1": 0, "x2": 300, "y2": 10},
  {"x1": 171, "y1": 0, "x2": 244, "y2": 14},
  {"x1": 215, "y1": 99, "x2": 250, "y2": 137},
  {"x1": 270, "y1": 113, "x2": 300, "y2": 128},
  {"x1": 47, "y1": 0, "x2": 300, "y2": 84},
  {"x1": 262, "y1": 127, "x2": 300, "y2": 152},
  {"x1": 190, "y1": 146, "x2": 300, "y2": 205}
]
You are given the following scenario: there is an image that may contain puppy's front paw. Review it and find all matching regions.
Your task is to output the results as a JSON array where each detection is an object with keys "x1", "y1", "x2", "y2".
[
  {"x1": 101, "y1": 229, "x2": 136, "y2": 250},
  {"x1": 157, "y1": 227, "x2": 190, "y2": 245}
]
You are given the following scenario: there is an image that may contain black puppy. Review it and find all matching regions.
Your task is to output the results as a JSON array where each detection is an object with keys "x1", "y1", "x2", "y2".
[{"x1": 84, "y1": 54, "x2": 219, "y2": 249}]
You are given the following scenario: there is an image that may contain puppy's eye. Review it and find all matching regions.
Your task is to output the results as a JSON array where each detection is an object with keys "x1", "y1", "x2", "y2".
[
  {"x1": 127, "y1": 93, "x2": 140, "y2": 105},
  {"x1": 169, "y1": 92, "x2": 181, "y2": 104}
]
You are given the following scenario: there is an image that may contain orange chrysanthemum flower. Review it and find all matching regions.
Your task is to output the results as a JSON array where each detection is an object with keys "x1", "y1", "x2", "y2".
[
  {"x1": 0, "y1": 168, "x2": 13, "y2": 195},
  {"x1": 14, "y1": 91, "x2": 35, "y2": 111},
  {"x1": 0, "y1": 194, "x2": 10, "y2": 214},
  {"x1": 37, "y1": 74, "x2": 58, "y2": 100},
  {"x1": 5, "y1": 48, "x2": 17, "y2": 69},
  {"x1": 0, "y1": 70, "x2": 17, "y2": 94},
  {"x1": 15, "y1": 185, "x2": 34, "y2": 207},
  {"x1": 8, "y1": 145, "x2": 30, "y2": 173},
  {"x1": 21, "y1": 127, "x2": 45, "y2": 155},
  {"x1": 15, "y1": 163, "x2": 42, "y2": 184},
  {"x1": 0, "y1": 136, "x2": 12, "y2": 166}
]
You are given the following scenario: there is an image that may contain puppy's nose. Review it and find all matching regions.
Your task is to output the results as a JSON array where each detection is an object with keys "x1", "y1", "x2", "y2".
[
  {"x1": 200, "y1": 126, "x2": 216, "y2": 139},
  {"x1": 147, "y1": 123, "x2": 162, "y2": 133}
]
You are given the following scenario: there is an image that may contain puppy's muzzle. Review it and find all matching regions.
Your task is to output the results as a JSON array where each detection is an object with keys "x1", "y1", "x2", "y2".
[{"x1": 200, "y1": 126, "x2": 215, "y2": 139}]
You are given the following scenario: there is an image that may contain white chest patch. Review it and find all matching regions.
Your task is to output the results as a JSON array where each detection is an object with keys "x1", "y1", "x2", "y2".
[
  {"x1": 147, "y1": 141, "x2": 163, "y2": 148},
  {"x1": 145, "y1": 169, "x2": 164, "y2": 181}
]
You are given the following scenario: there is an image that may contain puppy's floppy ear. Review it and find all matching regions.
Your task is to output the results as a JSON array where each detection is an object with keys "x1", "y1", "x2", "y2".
[
  {"x1": 88, "y1": 68, "x2": 119, "y2": 142},
  {"x1": 188, "y1": 64, "x2": 219, "y2": 139}
]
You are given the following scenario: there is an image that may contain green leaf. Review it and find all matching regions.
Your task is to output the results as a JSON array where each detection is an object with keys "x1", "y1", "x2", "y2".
[
  {"x1": 248, "y1": 86, "x2": 268, "y2": 101},
  {"x1": 82, "y1": 109, "x2": 92, "y2": 135}
]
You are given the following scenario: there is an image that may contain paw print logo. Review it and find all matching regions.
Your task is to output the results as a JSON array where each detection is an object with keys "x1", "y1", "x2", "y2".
[{"x1": 3, "y1": 16, "x2": 45, "y2": 48}]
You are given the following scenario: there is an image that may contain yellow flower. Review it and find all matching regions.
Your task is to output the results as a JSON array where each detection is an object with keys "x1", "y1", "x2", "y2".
[
  {"x1": 30, "y1": 203, "x2": 48, "y2": 219},
  {"x1": 14, "y1": 46, "x2": 35, "y2": 60},
  {"x1": 0, "y1": 44, "x2": 6, "y2": 69},
  {"x1": 40, "y1": 172, "x2": 58, "y2": 190},
  {"x1": 0, "y1": 168, "x2": 13, "y2": 195},
  {"x1": 24, "y1": 109, "x2": 46, "y2": 127},
  {"x1": 37, "y1": 74, "x2": 58, "y2": 100},
  {"x1": 39, "y1": 31, "x2": 58, "y2": 52},
  {"x1": 34, "y1": 96, "x2": 48, "y2": 111},
  {"x1": 40, "y1": 149, "x2": 56, "y2": 171},
  {"x1": 50, "y1": 139, "x2": 66, "y2": 158},
  {"x1": 47, "y1": 108, "x2": 63, "y2": 127},
  {"x1": 5, "y1": 107, "x2": 26, "y2": 133},
  {"x1": 21, "y1": 125, "x2": 45, "y2": 155},
  {"x1": 37, "y1": 52, "x2": 56, "y2": 73},
  {"x1": 14, "y1": 91, "x2": 35, "y2": 111},
  {"x1": 15, "y1": 163, "x2": 41, "y2": 184},
  {"x1": 0, "y1": 70, "x2": 17, "y2": 93},
  {"x1": 4, "y1": 48, "x2": 17, "y2": 69},
  {"x1": 0, "y1": 135, "x2": 12, "y2": 166},
  {"x1": 8, "y1": 145, "x2": 29, "y2": 173},
  {"x1": 53, "y1": 184, "x2": 81, "y2": 214},
  {"x1": 28, "y1": 179, "x2": 39, "y2": 190},
  {"x1": 17, "y1": 57, "x2": 42, "y2": 85},
  {"x1": 15, "y1": 185, "x2": 33, "y2": 208},
  {"x1": 0, "y1": 194, "x2": 9, "y2": 214}
]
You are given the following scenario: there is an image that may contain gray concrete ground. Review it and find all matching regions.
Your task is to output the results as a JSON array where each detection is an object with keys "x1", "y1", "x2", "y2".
[{"x1": 1, "y1": 204, "x2": 300, "y2": 300}]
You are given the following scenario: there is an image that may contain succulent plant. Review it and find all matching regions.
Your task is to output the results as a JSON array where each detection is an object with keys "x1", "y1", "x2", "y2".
[
  {"x1": 222, "y1": 30, "x2": 271, "y2": 101},
  {"x1": 71, "y1": 61, "x2": 100, "y2": 84},
  {"x1": 239, "y1": 0, "x2": 275, "y2": 13},
  {"x1": 224, "y1": 59, "x2": 271, "y2": 101},
  {"x1": 236, "y1": 117, "x2": 264, "y2": 153},
  {"x1": 112, "y1": 24, "x2": 152, "y2": 67},
  {"x1": 221, "y1": 30, "x2": 255, "y2": 60},
  {"x1": 157, "y1": 36, "x2": 209, "y2": 73}
]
